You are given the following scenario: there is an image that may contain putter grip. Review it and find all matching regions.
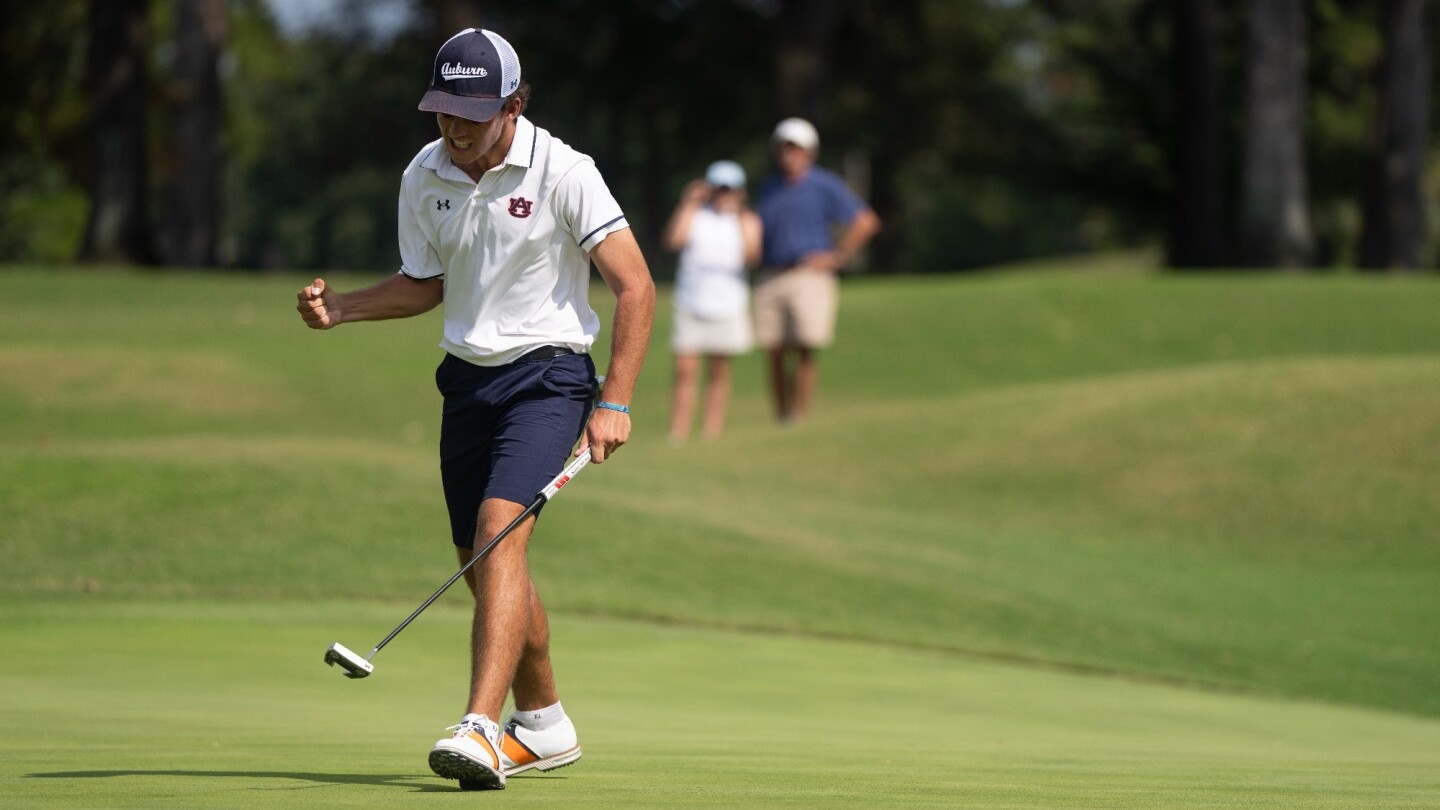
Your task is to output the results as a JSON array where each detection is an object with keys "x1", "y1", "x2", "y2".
[{"x1": 541, "y1": 449, "x2": 592, "y2": 501}]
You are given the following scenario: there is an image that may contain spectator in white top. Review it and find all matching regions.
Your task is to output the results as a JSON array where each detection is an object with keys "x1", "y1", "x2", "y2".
[
  {"x1": 294, "y1": 28, "x2": 654, "y2": 792},
  {"x1": 663, "y1": 160, "x2": 762, "y2": 443}
]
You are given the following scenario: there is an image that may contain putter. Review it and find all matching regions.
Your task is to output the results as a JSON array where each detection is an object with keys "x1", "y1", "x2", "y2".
[{"x1": 324, "y1": 448, "x2": 593, "y2": 679}]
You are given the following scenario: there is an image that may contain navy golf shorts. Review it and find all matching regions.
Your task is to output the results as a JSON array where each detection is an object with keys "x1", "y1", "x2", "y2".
[{"x1": 435, "y1": 350, "x2": 596, "y2": 549}]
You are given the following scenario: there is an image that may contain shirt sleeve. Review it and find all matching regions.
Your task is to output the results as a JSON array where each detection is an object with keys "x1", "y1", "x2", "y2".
[
  {"x1": 554, "y1": 160, "x2": 629, "y2": 252},
  {"x1": 822, "y1": 172, "x2": 866, "y2": 227},
  {"x1": 397, "y1": 177, "x2": 443, "y2": 279}
]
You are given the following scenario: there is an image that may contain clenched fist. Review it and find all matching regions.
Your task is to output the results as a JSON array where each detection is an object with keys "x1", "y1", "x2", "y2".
[{"x1": 296, "y1": 278, "x2": 342, "y2": 329}]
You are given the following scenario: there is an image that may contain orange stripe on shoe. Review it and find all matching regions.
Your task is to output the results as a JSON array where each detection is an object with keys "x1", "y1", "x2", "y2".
[
  {"x1": 466, "y1": 732, "x2": 500, "y2": 767},
  {"x1": 502, "y1": 734, "x2": 539, "y2": 766}
]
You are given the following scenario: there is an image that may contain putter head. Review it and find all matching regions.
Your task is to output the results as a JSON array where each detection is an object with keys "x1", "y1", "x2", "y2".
[{"x1": 324, "y1": 642, "x2": 374, "y2": 679}]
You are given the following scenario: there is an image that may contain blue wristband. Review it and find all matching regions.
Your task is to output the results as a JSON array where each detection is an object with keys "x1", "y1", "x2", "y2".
[{"x1": 596, "y1": 400, "x2": 630, "y2": 414}]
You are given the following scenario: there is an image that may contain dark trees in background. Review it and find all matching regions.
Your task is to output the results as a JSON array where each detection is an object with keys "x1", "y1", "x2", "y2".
[
  {"x1": 831, "y1": 1, "x2": 924, "y2": 276},
  {"x1": 79, "y1": 0, "x2": 156, "y2": 265},
  {"x1": 1237, "y1": 0, "x2": 1313, "y2": 268},
  {"x1": 0, "y1": 0, "x2": 88, "y2": 262},
  {"x1": 421, "y1": 0, "x2": 486, "y2": 40},
  {"x1": 8, "y1": 0, "x2": 1431, "y2": 273},
  {"x1": 162, "y1": 0, "x2": 227, "y2": 267},
  {"x1": 771, "y1": 0, "x2": 837, "y2": 123},
  {"x1": 1170, "y1": 0, "x2": 1227, "y2": 268},
  {"x1": 1361, "y1": 0, "x2": 1431, "y2": 270},
  {"x1": 826, "y1": 1, "x2": 1015, "y2": 275}
]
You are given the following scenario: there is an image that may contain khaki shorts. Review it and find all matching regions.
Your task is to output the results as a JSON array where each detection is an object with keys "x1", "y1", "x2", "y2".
[
  {"x1": 752, "y1": 267, "x2": 839, "y2": 349},
  {"x1": 671, "y1": 308, "x2": 753, "y2": 356}
]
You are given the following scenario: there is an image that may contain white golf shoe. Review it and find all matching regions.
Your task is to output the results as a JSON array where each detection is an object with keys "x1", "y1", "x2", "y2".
[
  {"x1": 429, "y1": 714, "x2": 506, "y2": 791},
  {"x1": 499, "y1": 715, "x2": 583, "y2": 775}
]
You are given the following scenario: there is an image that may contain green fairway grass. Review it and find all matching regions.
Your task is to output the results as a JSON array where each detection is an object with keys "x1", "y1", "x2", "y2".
[
  {"x1": 3, "y1": 598, "x2": 1438, "y2": 808},
  {"x1": 2, "y1": 265, "x2": 1439, "y2": 805}
]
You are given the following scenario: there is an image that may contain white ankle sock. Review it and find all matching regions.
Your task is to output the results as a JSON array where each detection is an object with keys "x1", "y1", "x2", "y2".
[{"x1": 513, "y1": 701, "x2": 565, "y2": 732}]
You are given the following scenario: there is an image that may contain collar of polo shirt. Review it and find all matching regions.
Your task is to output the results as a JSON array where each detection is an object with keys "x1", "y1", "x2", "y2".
[{"x1": 424, "y1": 116, "x2": 540, "y2": 184}]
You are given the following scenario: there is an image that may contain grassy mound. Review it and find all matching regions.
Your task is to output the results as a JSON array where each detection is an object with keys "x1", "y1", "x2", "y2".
[{"x1": 2, "y1": 267, "x2": 1437, "y2": 718}]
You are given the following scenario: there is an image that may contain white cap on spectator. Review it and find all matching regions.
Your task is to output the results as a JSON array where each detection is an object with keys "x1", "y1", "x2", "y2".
[
  {"x1": 772, "y1": 117, "x2": 820, "y2": 151},
  {"x1": 704, "y1": 160, "x2": 746, "y2": 189}
]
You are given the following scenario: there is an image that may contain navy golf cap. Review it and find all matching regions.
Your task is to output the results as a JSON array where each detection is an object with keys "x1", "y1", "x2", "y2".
[{"x1": 418, "y1": 29, "x2": 522, "y2": 122}]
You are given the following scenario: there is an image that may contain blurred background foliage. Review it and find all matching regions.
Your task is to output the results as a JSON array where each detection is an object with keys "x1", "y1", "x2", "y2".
[{"x1": 0, "y1": 0, "x2": 1435, "y2": 275}]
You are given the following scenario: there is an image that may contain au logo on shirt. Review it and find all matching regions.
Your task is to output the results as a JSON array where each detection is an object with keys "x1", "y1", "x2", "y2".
[{"x1": 508, "y1": 197, "x2": 534, "y2": 218}]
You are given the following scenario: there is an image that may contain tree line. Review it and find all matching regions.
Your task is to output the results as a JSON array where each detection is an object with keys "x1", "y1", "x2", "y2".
[{"x1": 1, "y1": 0, "x2": 1435, "y2": 274}]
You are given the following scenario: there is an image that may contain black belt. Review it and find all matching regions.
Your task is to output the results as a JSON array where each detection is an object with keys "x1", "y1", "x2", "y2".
[{"x1": 513, "y1": 345, "x2": 577, "y2": 364}]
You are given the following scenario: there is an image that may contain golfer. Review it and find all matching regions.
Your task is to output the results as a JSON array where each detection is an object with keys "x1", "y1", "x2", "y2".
[
  {"x1": 662, "y1": 160, "x2": 761, "y2": 443},
  {"x1": 295, "y1": 28, "x2": 654, "y2": 791},
  {"x1": 753, "y1": 118, "x2": 879, "y2": 423}
]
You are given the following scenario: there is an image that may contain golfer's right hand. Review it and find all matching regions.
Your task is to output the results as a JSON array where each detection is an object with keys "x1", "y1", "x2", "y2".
[{"x1": 296, "y1": 278, "x2": 342, "y2": 329}]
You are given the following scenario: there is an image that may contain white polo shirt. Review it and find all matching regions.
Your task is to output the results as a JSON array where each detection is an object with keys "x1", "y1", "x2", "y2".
[{"x1": 397, "y1": 116, "x2": 629, "y2": 366}]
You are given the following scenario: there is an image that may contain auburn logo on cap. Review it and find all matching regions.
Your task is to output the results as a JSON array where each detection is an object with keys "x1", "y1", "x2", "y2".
[
  {"x1": 508, "y1": 197, "x2": 534, "y2": 218},
  {"x1": 440, "y1": 62, "x2": 489, "y2": 81}
]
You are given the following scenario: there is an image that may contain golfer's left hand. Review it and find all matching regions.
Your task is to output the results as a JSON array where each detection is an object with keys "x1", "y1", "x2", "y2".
[{"x1": 579, "y1": 407, "x2": 630, "y2": 463}]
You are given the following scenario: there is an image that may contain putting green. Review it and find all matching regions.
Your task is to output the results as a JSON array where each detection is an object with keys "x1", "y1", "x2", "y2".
[{"x1": 2, "y1": 598, "x2": 1437, "y2": 808}]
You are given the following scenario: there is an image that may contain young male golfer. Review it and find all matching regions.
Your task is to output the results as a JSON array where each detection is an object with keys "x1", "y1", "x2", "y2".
[{"x1": 295, "y1": 28, "x2": 654, "y2": 791}]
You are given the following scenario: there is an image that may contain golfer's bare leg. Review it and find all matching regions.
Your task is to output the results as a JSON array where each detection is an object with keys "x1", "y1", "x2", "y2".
[
  {"x1": 457, "y1": 536, "x2": 559, "y2": 714},
  {"x1": 701, "y1": 355, "x2": 731, "y2": 438},
  {"x1": 464, "y1": 497, "x2": 538, "y2": 719},
  {"x1": 669, "y1": 353, "x2": 699, "y2": 441},
  {"x1": 458, "y1": 547, "x2": 479, "y2": 596},
  {"x1": 510, "y1": 580, "x2": 560, "y2": 711},
  {"x1": 793, "y1": 346, "x2": 818, "y2": 420}
]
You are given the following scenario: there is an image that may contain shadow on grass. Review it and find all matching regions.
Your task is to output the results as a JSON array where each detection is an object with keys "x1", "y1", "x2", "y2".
[{"x1": 27, "y1": 770, "x2": 455, "y2": 792}]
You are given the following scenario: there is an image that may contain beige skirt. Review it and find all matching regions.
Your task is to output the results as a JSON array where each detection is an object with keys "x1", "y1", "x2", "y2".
[{"x1": 671, "y1": 308, "x2": 754, "y2": 356}]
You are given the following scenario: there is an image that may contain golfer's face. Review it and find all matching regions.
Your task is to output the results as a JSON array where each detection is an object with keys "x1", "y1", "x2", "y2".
[{"x1": 437, "y1": 112, "x2": 507, "y2": 172}]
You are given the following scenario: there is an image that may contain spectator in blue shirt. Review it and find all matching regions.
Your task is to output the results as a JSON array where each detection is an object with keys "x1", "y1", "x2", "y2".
[{"x1": 753, "y1": 118, "x2": 880, "y2": 423}]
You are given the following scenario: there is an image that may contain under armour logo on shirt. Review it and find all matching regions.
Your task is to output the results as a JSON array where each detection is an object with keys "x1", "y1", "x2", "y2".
[{"x1": 437, "y1": 200, "x2": 451, "y2": 210}]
